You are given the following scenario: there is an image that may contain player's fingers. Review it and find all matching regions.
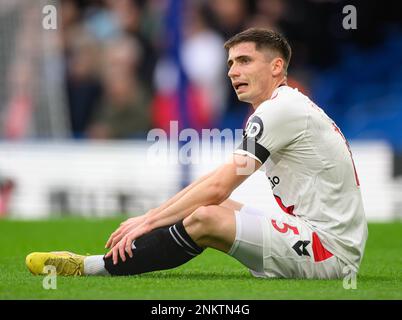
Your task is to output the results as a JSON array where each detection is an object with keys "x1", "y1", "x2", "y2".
[
  {"x1": 105, "y1": 226, "x2": 125, "y2": 248},
  {"x1": 105, "y1": 235, "x2": 115, "y2": 248},
  {"x1": 125, "y1": 237, "x2": 133, "y2": 258},
  {"x1": 121, "y1": 217, "x2": 136, "y2": 226},
  {"x1": 112, "y1": 245, "x2": 120, "y2": 265},
  {"x1": 112, "y1": 248, "x2": 117, "y2": 264},
  {"x1": 109, "y1": 226, "x2": 127, "y2": 247},
  {"x1": 113, "y1": 225, "x2": 127, "y2": 237},
  {"x1": 105, "y1": 249, "x2": 113, "y2": 258},
  {"x1": 106, "y1": 232, "x2": 120, "y2": 248},
  {"x1": 108, "y1": 233, "x2": 120, "y2": 248},
  {"x1": 119, "y1": 239, "x2": 127, "y2": 262},
  {"x1": 120, "y1": 224, "x2": 133, "y2": 236},
  {"x1": 108, "y1": 222, "x2": 138, "y2": 248},
  {"x1": 110, "y1": 227, "x2": 120, "y2": 237},
  {"x1": 110, "y1": 229, "x2": 127, "y2": 248},
  {"x1": 115, "y1": 223, "x2": 139, "y2": 244}
]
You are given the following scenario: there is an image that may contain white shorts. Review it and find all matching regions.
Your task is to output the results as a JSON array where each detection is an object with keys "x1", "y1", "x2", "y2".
[{"x1": 228, "y1": 205, "x2": 347, "y2": 279}]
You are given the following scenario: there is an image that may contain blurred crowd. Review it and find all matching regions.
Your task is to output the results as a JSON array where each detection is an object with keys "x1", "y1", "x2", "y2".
[
  {"x1": 58, "y1": 0, "x2": 351, "y2": 139},
  {"x1": 2, "y1": 0, "x2": 402, "y2": 141}
]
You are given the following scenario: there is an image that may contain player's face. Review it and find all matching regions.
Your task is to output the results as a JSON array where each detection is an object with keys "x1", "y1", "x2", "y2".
[{"x1": 227, "y1": 42, "x2": 274, "y2": 107}]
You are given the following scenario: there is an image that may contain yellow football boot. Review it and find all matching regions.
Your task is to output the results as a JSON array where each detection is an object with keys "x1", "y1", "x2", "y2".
[{"x1": 26, "y1": 251, "x2": 85, "y2": 276}]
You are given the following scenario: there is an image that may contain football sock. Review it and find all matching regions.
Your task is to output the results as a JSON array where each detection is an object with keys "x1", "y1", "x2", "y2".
[
  {"x1": 103, "y1": 220, "x2": 204, "y2": 276},
  {"x1": 84, "y1": 255, "x2": 110, "y2": 276}
]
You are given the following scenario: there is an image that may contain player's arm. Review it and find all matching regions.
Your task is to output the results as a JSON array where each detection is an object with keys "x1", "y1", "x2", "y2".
[
  {"x1": 146, "y1": 171, "x2": 244, "y2": 220},
  {"x1": 146, "y1": 170, "x2": 216, "y2": 218},
  {"x1": 105, "y1": 170, "x2": 217, "y2": 248},
  {"x1": 106, "y1": 154, "x2": 261, "y2": 260},
  {"x1": 145, "y1": 154, "x2": 261, "y2": 229}
]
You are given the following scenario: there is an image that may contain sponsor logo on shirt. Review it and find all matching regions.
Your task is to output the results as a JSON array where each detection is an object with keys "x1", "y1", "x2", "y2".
[{"x1": 244, "y1": 116, "x2": 264, "y2": 141}]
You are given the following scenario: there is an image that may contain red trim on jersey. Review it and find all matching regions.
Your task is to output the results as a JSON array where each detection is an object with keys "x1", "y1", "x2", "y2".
[
  {"x1": 274, "y1": 195, "x2": 295, "y2": 216},
  {"x1": 312, "y1": 232, "x2": 333, "y2": 262},
  {"x1": 332, "y1": 123, "x2": 360, "y2": 186}
]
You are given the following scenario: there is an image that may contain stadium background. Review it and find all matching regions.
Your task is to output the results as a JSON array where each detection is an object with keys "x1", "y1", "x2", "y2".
[
  {"x1": 1, "y1": 0, "x2": 402, "y2": 220},
  {"x1": 0, "y1": 0, "x2": 401, "y2": 300}
]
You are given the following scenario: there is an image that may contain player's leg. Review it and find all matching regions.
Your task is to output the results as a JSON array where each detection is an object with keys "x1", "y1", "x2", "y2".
[
  {"x1": 26, "y1": 201, "x2": 255, "y2": 277},
  {"x1": 183, "y1": 205, "x2": 237, "y2": 252},
  {"x1": 242, "y1": 207, "x2": 347, "y2": 279},
  {"x1": 99, "y1": 202, "x2": 243, "y2": 276},
  {"x1": 103, "y1": 204, "x2": 264, "y2": 275},
  {"x1": 100, "y1": 205, "x2": 237, "y2": 276},
  {"x1": 183, "y1": 204, "x2": 267, "y2": 273},
  {"x1": 26, "y1": 217, "x2": 205, "y2": 277}
]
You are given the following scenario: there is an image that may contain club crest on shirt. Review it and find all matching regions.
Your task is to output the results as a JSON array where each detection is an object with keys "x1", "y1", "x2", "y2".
[{"x1": 244, "y1": 116, "x2": 264, "y2": 141}]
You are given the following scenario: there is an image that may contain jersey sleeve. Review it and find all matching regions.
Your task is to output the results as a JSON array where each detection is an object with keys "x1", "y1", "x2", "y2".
[{"x1": 234, "y1": 99, "x2": 306, "y2": 163}]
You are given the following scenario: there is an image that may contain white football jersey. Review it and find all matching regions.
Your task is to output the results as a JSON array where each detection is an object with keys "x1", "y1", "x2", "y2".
[{"x1": 235, "y1": 85, "x2": 368, "y2": 270}]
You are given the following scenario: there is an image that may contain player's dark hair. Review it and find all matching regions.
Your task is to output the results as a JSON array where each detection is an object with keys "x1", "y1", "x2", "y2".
[{"x1": 224, "y1": 28, "x2": 292, "y2": 72}]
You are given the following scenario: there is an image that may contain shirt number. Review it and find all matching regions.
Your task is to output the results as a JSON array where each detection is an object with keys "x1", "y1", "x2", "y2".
[{"x1": 271, "y1": 219, "x2": 299, "y2": 235}]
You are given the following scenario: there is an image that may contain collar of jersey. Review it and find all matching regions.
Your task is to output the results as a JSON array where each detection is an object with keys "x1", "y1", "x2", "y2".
[{"x1": 270, "y1": 84, "x2": 288, "y2": 100}]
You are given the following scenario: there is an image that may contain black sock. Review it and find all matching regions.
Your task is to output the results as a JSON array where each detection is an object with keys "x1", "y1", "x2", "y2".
[{"x1": 104, "y1": 220, "x2": 204, "y2": 276}]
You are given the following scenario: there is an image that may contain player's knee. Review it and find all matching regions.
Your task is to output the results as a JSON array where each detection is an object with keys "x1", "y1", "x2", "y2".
[{"x1": 189, "y1": 206, "x2": 217, "y2": 235}]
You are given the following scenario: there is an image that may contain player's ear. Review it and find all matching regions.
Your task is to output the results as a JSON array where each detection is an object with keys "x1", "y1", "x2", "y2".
[{"x1": 271, "y1": 57, "x2": 284, "y2": 76}]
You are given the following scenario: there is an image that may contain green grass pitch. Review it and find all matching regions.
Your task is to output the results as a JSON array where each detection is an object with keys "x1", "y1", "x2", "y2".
[{"x1": 0, "y1": 218, "x2": 401, "y2": 299}]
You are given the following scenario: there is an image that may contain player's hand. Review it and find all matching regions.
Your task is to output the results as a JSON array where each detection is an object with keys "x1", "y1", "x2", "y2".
[
  {"x1": 105, "y1": 215, "x2": 146, "y2": 249},
  {"x1": 105, "y1": 222, "x2": 151, "y2": 265}
]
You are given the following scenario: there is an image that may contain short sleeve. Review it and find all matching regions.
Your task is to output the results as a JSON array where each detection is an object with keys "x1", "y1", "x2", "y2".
[{"x1": 234, "y1": 99, "x2": 306, "y2": 163}]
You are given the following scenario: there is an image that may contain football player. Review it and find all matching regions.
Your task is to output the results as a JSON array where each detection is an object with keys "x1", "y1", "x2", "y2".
[{"x1": 26, "y1": 28, "x2": 367, "y2": 279}]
